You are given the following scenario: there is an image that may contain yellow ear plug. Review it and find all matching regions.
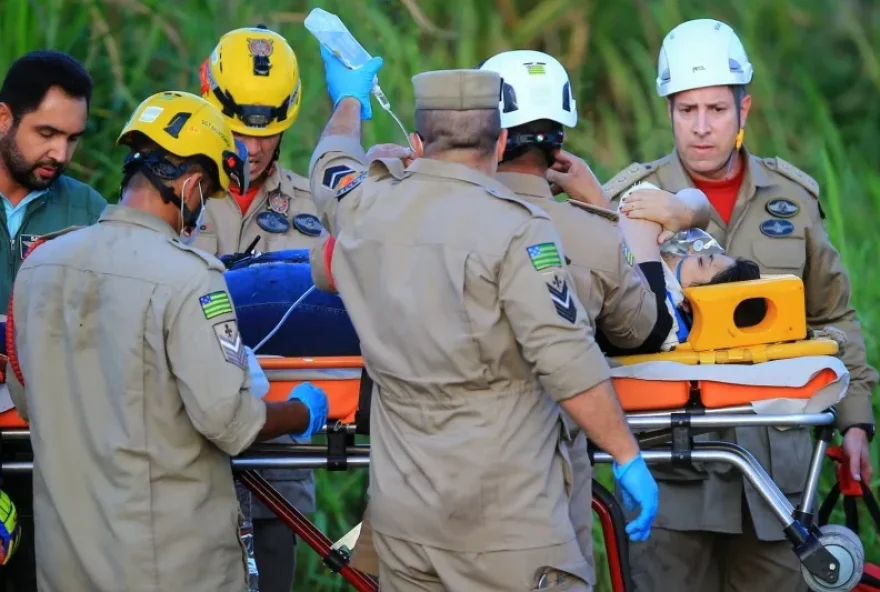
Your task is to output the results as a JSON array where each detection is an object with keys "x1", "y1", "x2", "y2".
[{"x1": 735, "y1": 128, "x2": 745, "y2": 151}]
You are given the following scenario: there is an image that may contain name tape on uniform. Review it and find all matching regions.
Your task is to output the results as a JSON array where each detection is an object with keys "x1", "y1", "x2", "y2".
[
  {"x1": 199, "y1": 290, "x2": 233, "y2": 319},
  {"x1": 526, "y1": 242, "x2": 562, "y2": 271},
  {"x1": 336, "y1": 171, "x2": 367, "y2": 200},
  {"x1": 213, "y1": 320, "x2": 247, "y2": 368}
]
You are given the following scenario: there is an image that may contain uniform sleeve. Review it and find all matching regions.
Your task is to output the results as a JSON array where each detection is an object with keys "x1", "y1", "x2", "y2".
[
  {"x1": 596, "y1": 246, "x2": 668, "y2": 352},
  {"x1": 307, "y1": 135, "x2": 369, "y2": 237},
  {"x1": 498, "y1": 218, "x2": 611, "y2": 402},
  {"x1": 309, "y1": 232, "x2": 338, "y2": 294},
  {"x1": 165, "y1": 270, "x2": 267, "y2": 456},
  {"x1": 802, "y1": 199, "x2": 878, "y2": 429}
]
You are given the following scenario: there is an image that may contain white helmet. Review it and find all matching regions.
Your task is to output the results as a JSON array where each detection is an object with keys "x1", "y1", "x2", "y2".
[
  {"x1": 479, "y1": 50, "x2": 577, "y2": 129},
  {"x1": 656, "y1": 19, "x2": 753, "y2": 97}
]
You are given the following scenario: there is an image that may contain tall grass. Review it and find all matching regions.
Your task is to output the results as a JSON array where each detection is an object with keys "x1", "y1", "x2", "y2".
[{"x1": 4, "y1": 0, "x2": 879, "y2": 589}]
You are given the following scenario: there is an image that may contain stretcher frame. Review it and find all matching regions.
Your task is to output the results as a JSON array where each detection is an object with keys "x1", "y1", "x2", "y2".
[{"x1": 0, "y1": 358, "x2": 854, "y2": 592}]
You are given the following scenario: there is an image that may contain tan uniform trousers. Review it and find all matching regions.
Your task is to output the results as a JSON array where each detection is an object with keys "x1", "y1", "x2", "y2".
[
  {"x1": 373, "y1": 533, "x2": 590, "y2": 592},
  {"x1": 351, "y1": 430, "x2": 595, "y2": 589},
  {"x1": 629, "y1": 502, "x2": 807, "y2": 592}
]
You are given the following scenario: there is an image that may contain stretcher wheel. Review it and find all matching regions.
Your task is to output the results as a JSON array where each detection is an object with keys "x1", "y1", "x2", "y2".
[{"x1": 801, "y1": 524, "x2": 864, "y2": 592}]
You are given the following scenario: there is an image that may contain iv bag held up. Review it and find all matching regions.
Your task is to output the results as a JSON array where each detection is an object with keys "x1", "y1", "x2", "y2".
[{"x1": 305, "y1": 8, "x2": 413, "y2": 149}]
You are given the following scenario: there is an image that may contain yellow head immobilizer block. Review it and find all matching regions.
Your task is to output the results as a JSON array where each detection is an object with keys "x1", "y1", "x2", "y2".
[{"x1": 683, "y1": 274, "x2": 806, "y2": 352}]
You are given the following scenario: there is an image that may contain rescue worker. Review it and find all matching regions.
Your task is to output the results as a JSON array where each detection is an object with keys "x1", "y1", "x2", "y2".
[
  {"x1": 336, "y1": 49, "x2": 685, "y2": 582},
  {"x1": 601, "y1": 19, "x2": 879, "y2": 591},
  {"x1": 0, "y1": 49, "x2": 107, "y2": 592},
  {"x1": 196, "y1": 26, "x2": 323, "y2": 590},
  {"x1": 5, "y1": 90, "x2": 329, "y2": 592},
  {"x1": 308, "y1": 44, "x2": 659, "y2": 591}
]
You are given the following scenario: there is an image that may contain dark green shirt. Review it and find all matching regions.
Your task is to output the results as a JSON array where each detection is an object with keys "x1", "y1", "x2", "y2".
[{"x1": 0, "y1": 175, "x2": 108, "y2": 310}]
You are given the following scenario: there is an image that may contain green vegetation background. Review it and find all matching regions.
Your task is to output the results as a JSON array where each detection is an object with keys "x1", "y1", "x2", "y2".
[{"x1": 4, "y1": 0, "x2": 879, "y2": 588}]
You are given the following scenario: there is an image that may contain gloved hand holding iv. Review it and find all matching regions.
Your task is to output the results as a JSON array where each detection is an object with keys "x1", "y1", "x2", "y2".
[
  {"x1": 288, "y1": 382, "x2": 329, "y2": 439},
  {"x1": 613, "y1": 453, "x2": 659, "y2": 542},
  {"x1": 320, "y1": 45, "x2": 383, "y2": 120}
]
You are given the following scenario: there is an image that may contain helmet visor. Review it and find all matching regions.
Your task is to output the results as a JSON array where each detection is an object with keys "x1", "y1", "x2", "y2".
[{"x1": 220, "y1": 139, "x2": 250, "y2": 196}]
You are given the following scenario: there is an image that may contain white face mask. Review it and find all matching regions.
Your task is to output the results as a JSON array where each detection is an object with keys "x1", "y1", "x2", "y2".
[{"x1": 179, "y1": 178, "x2": 205, "y2": 246}]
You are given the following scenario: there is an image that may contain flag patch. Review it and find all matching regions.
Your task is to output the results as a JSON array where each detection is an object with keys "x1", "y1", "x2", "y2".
[
  {"x1": 213, "y1": 321, "x2": 247, "y2": 368},
  {"x1": 336, "y1": 171, "x2": 367, "y2": 200},
  {"x1": 199, "y1": 291, "x2": 233, "y2": 319},
  {"x1": 526, "y1": 242, "x2": 562, "y2": 271}
]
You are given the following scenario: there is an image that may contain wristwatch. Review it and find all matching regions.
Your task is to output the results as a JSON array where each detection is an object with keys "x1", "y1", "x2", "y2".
[{"x1": 842, "y1": 423, "x2": 876, "y2": 442}]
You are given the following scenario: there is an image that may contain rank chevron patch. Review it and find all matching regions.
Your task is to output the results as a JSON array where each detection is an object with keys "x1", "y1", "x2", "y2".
[
  {"x1": 213, "y1": 321, "x2": 247, "y2": 369},
  {"x1": 546, "y1": 275, "x2": 577, "y2": 324}
]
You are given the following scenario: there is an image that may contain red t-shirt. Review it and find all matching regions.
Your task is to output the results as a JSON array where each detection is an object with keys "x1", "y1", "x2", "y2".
[
  {"x1": 691, "y1": 163, "x2": 746, "y2": 225},
  {"x1": 229, "y1": 180, "x2": 262, "y2": 214}
]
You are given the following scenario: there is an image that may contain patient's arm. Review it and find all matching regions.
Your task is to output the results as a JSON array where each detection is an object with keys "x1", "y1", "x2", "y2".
[
  {"x1": 619, "y1": 188, "x2": 710, "y2": 234},
  {"x1": 618, "y1": 213, "x2": 663, "y2": 264}
]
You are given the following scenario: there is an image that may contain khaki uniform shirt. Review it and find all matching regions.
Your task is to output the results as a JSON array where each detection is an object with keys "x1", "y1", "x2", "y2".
[
  {"x1": 604, "y1": 149, "x2": 879, "y2": 540},
  {"x1": 309, "y1": 135, "x2": 612, "y2": 553},
  {"x1": 7, "y1": 205, "x2": 266, "y2": 592},
  {"x1": 495, "y1": 172, "x2": 660, "y2": 350},
  {"x1": 193, "y1": 165, "x2": 321, "y2": 256},
  {"x1": 192, "y1": 165, "x2": 320, "y2": 517}
]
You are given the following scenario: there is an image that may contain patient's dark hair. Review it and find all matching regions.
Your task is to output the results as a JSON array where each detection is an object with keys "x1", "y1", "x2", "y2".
[{"x1": 702, "y1": 257, "x2": 767, "y2": 327}]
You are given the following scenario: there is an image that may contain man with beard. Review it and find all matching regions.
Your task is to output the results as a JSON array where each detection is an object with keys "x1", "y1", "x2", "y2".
[
  {"x1": 0, "y1": 49, "x2": 106, "y2": 592},
  {"x1": 0, "y1": 50, "x2": 107, "y2": 312}
]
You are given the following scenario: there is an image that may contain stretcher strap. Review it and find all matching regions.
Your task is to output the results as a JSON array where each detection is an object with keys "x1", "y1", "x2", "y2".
[
  {"x1": 354, "y1": 369, "x2": 373, "y2": 436},
  {"x1": 6, "y1": 237, "x2": 50, "y2": 388}
]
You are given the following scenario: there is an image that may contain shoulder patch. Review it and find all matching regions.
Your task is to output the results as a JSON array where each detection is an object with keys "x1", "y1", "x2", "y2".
[
  {"x1": 336, "y1": 171, "x2": 367, "y2": 200},
  {"x1": 602, "y1": 159, "x2": 664, "y2": 199},
  {"x1": 526, "y1": 242, "x2": 563, "y2": 271},
  {"x1": 168, "y1": 239, "x2": 226, "y2": 272},
  {"x1": 762, "y1": 157, "x2": 820, "y2": 198},
  {"x1": 323, "y1": 165, "x2": 358, "y2": 190},
  {"x1": 567, "y1": 199, "x2": 619, "y2": 222},
  {"x1": 212, "y1": 320, "x2": 247, "y2": 369},
  {"x1": 199, "y1": 290, "x2": 234, "y2": 320}
]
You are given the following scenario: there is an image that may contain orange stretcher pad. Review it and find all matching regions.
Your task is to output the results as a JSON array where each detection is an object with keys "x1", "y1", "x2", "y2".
[{"x1": 0, "y1": 354, "x2": 849, "y2": 430}]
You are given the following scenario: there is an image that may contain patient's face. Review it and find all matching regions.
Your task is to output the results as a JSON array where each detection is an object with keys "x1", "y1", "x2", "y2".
[{"x1": 678, "y1": 253, "x2": 735, "y2": 287}]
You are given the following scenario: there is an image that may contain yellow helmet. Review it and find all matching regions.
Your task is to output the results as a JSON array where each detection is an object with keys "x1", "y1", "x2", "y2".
[
  {"x1": 116, "y1": 90, "x2": 249, "y2": 196},
  {"x1": 200, "y1": 26, "x2": 302, "y2": 137}
]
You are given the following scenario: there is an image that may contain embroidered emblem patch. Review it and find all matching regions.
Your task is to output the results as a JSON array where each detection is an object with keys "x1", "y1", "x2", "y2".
[
  {"x1": 256, "y1": 211, "x2": 290, "y2": 234},
  {"x1": 213, "y1": 321, "x2": 247, "y2": 368},
  {"x1": 199, "y1": 291, "x2": 233, "y2": 320},
  {"x1": 336, "y1": 171, "x2": 367, "y2": 200},
  {"x1": 322, "y1": 165, "x2": 356, "y2": 189},
  {"x1": 759, "y1": 219, "x2": 794, "y2": 238},
  {"x1": 765, "y1": 199, "x2": 799, "y2": 218},
  {"x1": 547, "y1": 274, "x2": 577, "y2": 324},
  {"x1": 268, "y1": 190, "x2": 290, "y2": 215},
  {"x1": 292, "y1": 213, "x2": 323, "y2": 237},
  {"x1": 526, "y1": 242, "x2": 562, "y2": 271}
]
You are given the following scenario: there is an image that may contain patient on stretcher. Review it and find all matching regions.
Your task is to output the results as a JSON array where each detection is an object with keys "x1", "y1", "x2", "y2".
[{"x1": 617, "y1": 182, "x2": 766, "y2": 351}]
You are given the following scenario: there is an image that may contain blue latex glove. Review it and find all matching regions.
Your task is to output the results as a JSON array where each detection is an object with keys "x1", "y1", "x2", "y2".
[
  {"x1": 320, "y1": 45, "x2": 384, "y2": 120},
  {"x1": 245, "y1": 347, "x2": 269, "y2": 400},
  {"x1": 613, "y1": 454, "x2": 659, "y2": 542},
  {"x1": 288, "y1": 382, "x2": 329, "y2": 440}
]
